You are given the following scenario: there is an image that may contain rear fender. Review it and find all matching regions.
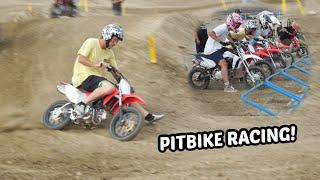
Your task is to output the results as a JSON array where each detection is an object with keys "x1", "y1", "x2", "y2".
[{"x1": 57, "y1": 83, "x2": 86, "y2": 103}]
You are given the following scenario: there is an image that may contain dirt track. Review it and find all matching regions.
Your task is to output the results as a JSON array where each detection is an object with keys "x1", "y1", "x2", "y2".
[{"x1": 0, "y1": 0, "x2": 320, "y2": 179}]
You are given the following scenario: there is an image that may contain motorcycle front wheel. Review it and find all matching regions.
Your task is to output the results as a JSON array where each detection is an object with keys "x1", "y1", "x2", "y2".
[
  {"x1": 270, "y1": 55, "x2": 287, "y2": 69},
  {"x1": 255, "y1": 60, "x2": 275, "y2": 77},
  {"x1": 300, "y1": 45, "x2": 309, "y2": 56},
  {"x1": 109, "y1": 107, "x2": 143, "y2": 141},
  {"x1": 42, "y1": 100, "x2": 72, "y2": 130},
  {"x1": 244, "y1": 66, "x2": 266, "y2": 88},
  {"x1": 281, "y1": 52, "x2": 295, "y2": 65}
]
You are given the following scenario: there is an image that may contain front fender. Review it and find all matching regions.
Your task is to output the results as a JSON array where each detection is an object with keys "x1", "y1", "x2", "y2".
[
  {"x1": 269, "y1": 48, "x2": 282, "y2": 53},
  {"x1": 243, "y1": 54, "x2": 263, "y2": 61},
  {"x1": 110, "y1": 95, "x2": 146, "y2": 115},
  {"x1": 254, "y1": 51, "x2": 269, "y2": 58},
  {"x1": 280, "y1": 45, "x2": 290, "y2": 49}
]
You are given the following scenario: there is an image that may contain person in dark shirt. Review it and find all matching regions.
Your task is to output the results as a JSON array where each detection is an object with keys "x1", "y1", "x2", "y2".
[
  {"x1": 194, "y1": 23, "x2": 208, "y2": 53},
  {"x1": 111, "y1": 0, "x2": 124, "y2": 16},
  {"x1": 51, "y1": 0, "x2": 77, "y2": 17}
]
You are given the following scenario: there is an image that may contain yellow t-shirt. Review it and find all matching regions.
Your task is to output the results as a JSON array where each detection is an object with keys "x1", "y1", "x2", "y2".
[
  {"x1": 230, "y1": 27, "x2": 246, "y2": 41},
  {"x1": 72, "y1": 38, "x2": 118, "y2": 87}
]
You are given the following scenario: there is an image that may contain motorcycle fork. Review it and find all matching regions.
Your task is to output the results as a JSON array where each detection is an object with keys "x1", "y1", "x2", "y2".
[
  {"x1": 237, "y1": 48, "x2": 256, "y2": 84},
  {"x1": 264, "y1": 43, "x2": 277, "y2": 68},
  {"x1": 118, "y1": 91, "x2": 123, "y2": 121},
  {"x1": 56, "y1": 102, "x2": 73, "y2": 114}
]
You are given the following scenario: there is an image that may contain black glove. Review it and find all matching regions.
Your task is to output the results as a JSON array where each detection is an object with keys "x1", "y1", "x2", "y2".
[
  {"x1": 220, "y1": 41, "x2": 229, "y2": 46},
  {"x1": 106, "y1": 66, "x2": 114, "y2": 72}
]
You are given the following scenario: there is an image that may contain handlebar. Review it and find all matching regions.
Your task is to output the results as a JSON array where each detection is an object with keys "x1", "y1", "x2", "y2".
[
  {"x1": 254, "y1": 37, "x2": 268, "y2": 43},
  {"x1": 221, "y1": 41, "x2": 237, "y2": 49},
  {"x1": 105, "y1": 65, "x2": 123, "y2": 83},
  {"x1": 103, "y1": 61, "x2": 135, "y2": 93}
]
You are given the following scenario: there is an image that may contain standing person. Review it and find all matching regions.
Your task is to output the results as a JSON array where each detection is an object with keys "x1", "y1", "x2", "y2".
[
  {"x1": 203, "y1": 13, "x2": 244, "y2": 93},
  {"x1": 193, "y1": 23, "x2": 208, "y2": 53},
  {"x1": 234, "y1": 9, "x2": 242, "y2": 15},
  {"x1": 72, "y1": 24, "x2": 164, "y2": 123},
  {"x1": 111, "y1": 0, "x2": 124, "y2": 16}
]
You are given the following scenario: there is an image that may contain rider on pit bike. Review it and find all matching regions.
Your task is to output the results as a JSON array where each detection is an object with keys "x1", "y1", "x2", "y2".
[
  {"x1": 203, "y1": 12, "x2": 244, "y2": 93},
  {"x1": 278, "y1": 21, "x2": 300, "y2": 53},
  {"x1": 256, "y1": 11, "x2": 281, "y2": 39},
  {"x1": 244, "y1": 20, "x2": 259, "y2": 44},
  {"x1": 72, "y1": 24, "x2": 164, "y2": 123}
]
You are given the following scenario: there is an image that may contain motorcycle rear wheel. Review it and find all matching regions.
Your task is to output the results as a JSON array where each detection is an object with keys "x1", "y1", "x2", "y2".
[
  {"x1": 188, "y1": 67, "x2": 210, "y2": 89},
  {"x1": 42, "y1": 100, "x2": 71, "y2": 130},
  {"x1": 109, "y1": 107, "x2": 143, "y2": 141}
]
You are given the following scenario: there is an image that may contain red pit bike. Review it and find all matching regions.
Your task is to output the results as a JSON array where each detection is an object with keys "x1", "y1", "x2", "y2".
[
  {"x1": 254, "y1": 37, "x2": 294, "y2": 68},
  {"x1": 43, "y1": 66, "x2": 145, "y2": 141},
  {"x1": 240, "y1": 41, "x2": 275, "y2": 77}
]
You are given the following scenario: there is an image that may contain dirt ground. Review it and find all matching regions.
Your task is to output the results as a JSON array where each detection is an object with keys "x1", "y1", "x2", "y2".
[{"x1": 0, "y1": 0, "x2": 319, "y2": 179}]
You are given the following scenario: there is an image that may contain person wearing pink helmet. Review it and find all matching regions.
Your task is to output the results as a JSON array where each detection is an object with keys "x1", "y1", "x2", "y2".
[
  {"x1": 226, "y1": 12, "x2": 244, "y2": 33},
  {"x1": 203, "y1": 13, "x2": 244, "y2": 92}
]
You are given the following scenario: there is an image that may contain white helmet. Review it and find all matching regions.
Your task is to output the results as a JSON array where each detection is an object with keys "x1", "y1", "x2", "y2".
[
  {"x1": 270, "y1": 15, "x2": 281, "y2": 26},
  {"x1": 258, "y1": 11, "x2": 280, "y2": 30},
  {"x1": 101, "y1": 24, "x2": 123, "y2": 41},
  {"x1": 245, "y1": 20, "x2": 258, "y2": 29},
  {"x1": 258, "y1": 14, "x2": 270, "y2": 28}
]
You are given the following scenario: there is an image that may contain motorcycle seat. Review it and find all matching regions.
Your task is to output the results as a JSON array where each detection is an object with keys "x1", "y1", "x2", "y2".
[{"x1": 194, "y1": 53, "x2": 212, "y2": 59}]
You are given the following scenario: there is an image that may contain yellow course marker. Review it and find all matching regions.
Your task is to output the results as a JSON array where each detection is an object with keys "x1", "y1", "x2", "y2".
[
  {"x1": 296, "y1": 0, "x2": 305, "y2": 16},
  {"x1": 84, "y1": 0, "x2": 89, "y2": 12},
  {"x1": 80, "y1": 0, "x2": 89, "y2": 12},
  {"x1": 281, "y1": 0, "x2": 287, "y2": 14},
  {"x1": 148, "y1": 34, "x2": 157, "y2": 64},
  {"x1": 121, "y1": 4, "x2": 125, "y2": 16},
  {"x1": 27, "y1": 2, "x2": 32, "y2": 12},
  {"x1": 80, "y1": 0, "x2": 83, "y2": 10},
  {"x1": 221, "y1": 0, "x2": 228, "y2": 11}
]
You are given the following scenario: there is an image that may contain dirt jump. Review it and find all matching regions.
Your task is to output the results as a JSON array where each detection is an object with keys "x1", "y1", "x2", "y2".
[{"x1": 0, "y1": 0, "x2": 319, "y2": 179}]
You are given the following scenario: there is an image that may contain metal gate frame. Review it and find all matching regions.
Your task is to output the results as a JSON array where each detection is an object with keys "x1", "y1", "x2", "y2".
[{"x1": 240, "y1": 56, "x2": 311, "y2": 116}]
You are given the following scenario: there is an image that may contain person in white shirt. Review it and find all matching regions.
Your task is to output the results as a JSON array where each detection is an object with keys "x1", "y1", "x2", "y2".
[{"x1": 204, "y1": 12, "x2": 244, "y2": 92}]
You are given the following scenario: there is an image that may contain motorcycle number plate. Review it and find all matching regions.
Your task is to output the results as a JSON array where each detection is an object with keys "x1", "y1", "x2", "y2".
[{"x1": 119, "y1": 79, "x2": 131, "y2": 95}]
